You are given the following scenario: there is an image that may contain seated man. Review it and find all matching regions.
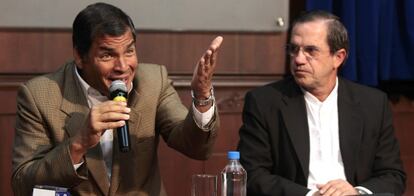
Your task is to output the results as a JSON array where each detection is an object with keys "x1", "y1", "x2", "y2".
[
  {"x1": 238, "y1": 10, "x2": 405, "y2": 196},
  {"x1": 12, "y1": 2, "x2": 223, "y2": 195}
]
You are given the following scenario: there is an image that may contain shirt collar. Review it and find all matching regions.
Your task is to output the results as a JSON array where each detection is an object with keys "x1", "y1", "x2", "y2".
[
  {"x1": 74, "y1": 65, "x2": 103, "y2": 97},
  {"x1": 303, "y1": 77, "x2": 339, "y2": 105}
]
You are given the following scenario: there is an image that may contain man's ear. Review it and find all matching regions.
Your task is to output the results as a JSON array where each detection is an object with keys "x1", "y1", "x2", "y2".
[
  {"x1": 333, "y1": 48, "x2": 347, "y2": 69},
  {"x1": 73, "y1": 48, "x2": 83, "y2": 69}
]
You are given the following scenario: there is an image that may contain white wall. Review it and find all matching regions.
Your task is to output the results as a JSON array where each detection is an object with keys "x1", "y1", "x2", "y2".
[{"x1": 0, "y1": 0, "x2": 289, "y2": 32}]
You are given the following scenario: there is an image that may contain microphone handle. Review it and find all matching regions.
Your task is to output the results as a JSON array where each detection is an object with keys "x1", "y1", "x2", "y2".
[{"x1": 118, "y1": 121, "x2": 131, "y2": 152}]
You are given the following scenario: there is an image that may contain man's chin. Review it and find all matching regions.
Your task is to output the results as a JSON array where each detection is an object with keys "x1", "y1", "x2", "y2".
[
  {"x1": 294, "y1": 77, "x2": 310, "y2": 87},
  {"x1": 294, "y1": 75, "x2": 306, "y2": 81}
]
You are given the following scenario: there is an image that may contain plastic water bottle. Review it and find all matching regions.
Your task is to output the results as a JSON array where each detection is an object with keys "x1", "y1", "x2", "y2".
[{"x1": 221, "y1": 151, "x2": 247, "y2": 196}]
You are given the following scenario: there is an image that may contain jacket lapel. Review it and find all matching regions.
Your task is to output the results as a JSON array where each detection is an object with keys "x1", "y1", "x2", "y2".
[
  {"x1": 280, "y1": 82, "x2": 310, "y2": 178},
  {"x1": 279, "y1": 78, "x2": 363, "y2": 184},
  {"x1": 109, "y1": 86, "x2": 142, "y2": 195},
  {"x1": 60, "y1": 63, "x2": 110, "y2": 195},
  {"x1": 85, "y1": 146, "x2": 111, "y2": 195},
  {"x1": 337, "y1": 79, "x2": 363, "y2": 184}
]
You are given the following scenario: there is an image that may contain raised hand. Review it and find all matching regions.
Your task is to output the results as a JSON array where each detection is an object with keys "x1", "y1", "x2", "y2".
[{"x1": 191, "y1": 36, "x2": 223, "y2": 100}]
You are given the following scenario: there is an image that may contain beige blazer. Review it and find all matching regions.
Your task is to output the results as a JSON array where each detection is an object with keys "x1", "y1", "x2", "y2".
[{"x1": 12, "y1": 61, "x2": 218, "y2": 196}]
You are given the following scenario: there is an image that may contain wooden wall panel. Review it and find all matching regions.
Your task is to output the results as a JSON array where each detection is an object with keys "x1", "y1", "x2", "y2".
[
  {"x1": 0, "y1": 85, "x2": 18, "y2": 114},
  {"x1": 0, "y1": 31, "x2": 287, "y2": 75},
  {"x1": 0, "y1": 79, "x2": 21, "y2": 196},
  {"x1": 0, "y1": 30, "x2": 72, "y2": 73},
  {"x1": 157, "y1": 140, "x2": 204, "y2": 196},
  {"x1": 391, "y1": 98, "x2": 414, "y2": 195},
  {"x1": 137, "y1": 33, "x2": 287, "y2": 74},
  {"x1": 0, "y1": 115, "x2": 15, "y2": 196}
]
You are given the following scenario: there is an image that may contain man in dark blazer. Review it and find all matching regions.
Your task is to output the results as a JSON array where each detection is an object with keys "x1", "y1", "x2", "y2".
[
  {"x1": 238, "y1": 11, "x2": 405, "y2": 196},
  {"x1": 12, "y1": 3, "x2": 222, "y2": 196}
]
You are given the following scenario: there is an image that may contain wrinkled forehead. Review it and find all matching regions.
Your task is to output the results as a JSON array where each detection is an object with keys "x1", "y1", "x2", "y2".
[{"x1": 93, "y1": 30, "x2": 135, "y2": 48}]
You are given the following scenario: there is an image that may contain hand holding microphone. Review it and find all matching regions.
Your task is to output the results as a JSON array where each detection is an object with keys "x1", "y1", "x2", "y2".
[{"x1": 109, "y1": 80, "x2": 131, "y2": 152}]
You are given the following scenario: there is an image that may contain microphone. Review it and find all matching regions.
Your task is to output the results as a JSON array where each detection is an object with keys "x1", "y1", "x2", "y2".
[{"x1": 109, "y1": 80, "x2": 131, "y2": 152}]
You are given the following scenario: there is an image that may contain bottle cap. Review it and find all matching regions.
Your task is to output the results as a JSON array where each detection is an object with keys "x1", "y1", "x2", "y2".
[{"x1": 228, "y1": 151, "x2": 240, "y2": 160}]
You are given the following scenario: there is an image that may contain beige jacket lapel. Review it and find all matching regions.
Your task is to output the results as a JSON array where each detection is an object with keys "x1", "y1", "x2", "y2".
[
  {"x1": 60, "y1": 63, "x2": 111, "y2": 195},
  {"x1": 109, "y1": 87, "x2": 142, "y2": 195}
]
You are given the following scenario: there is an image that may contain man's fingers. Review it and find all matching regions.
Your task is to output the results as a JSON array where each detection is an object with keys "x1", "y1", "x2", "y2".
[
  {"x1": 210, "y1": 49, "x2": 217, "y2": 67},
  {"x1": 197, "y1": 57, "x2": 206, "y2": 75},
  {"x1": 191, "y1": 36, "x2": 222, "y2": 94},
  {"x1": 208, "y1": 36, "x2": 222, "y2": 67},
  {"x1": 88, "y1": 101, "x2": 131, "y2": 131},
  {"x1": 197, "y1": 36, "x2": 223, "y2": 73},
  {"x1": 90, "y1": 120, "x2": 125, "y2": 133},
  {"x1": 99, "y1": 120, "x2": 126, "y2": 131},
  {"x1": 318, "y1": 179, "x2": 357, "y2": 196},
  {"x1": 318, "y1": 181, "x2": 338, "y2": 194},
  {"x1": 197, "y1": 51, "x2": 212, "y2": 76},
  {"x1": 318, "y1": 183, "x2": 331, "y2": 194},
  {"x1": 100, "y1": 112, "x2": 130, "y2": 122},
  {"x1": 322, "y1": 187, "x2": 336, "y2": 196},
  {"x1": 94, "y1": 101, "x2": 130, "y2": 113},
  {"x1": 209, "y1": 36, "x2": 223, "y2": 52}
]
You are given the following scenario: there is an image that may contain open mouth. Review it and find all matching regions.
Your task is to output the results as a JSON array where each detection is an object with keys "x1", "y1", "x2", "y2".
[{"x1": 109, "y1": 77, "x2": 128, "y2": 84}]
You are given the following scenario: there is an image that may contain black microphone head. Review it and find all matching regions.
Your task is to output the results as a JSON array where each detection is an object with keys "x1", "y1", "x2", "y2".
[{"x1": 109, "y1": 80, "x2": 127, "y2": 93}]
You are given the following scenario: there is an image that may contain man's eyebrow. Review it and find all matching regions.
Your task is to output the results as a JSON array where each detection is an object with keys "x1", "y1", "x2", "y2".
[
  {"x1": 98, "y1": 40, "x2": 135, "y2": 52},
  {"x1": 98, "y1": 46, "x2": 114, "y2": 52},
  {"x1": 304, "y1": 45, "x2": 319, "y2": 49},
  {"x1": 126, "y1": 41, "x2": 135, "y2": 48}
]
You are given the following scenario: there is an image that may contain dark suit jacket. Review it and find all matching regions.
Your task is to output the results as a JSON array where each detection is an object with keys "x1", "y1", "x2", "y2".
[
  {"x1": 237, "y1": 77, "x2": 405, "y2": 196},
  {"x1": 12, "y1": 61, "x2": 218, "y2": 196}
]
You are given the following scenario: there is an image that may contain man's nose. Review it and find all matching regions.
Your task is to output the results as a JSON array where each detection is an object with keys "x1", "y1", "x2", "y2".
[
  {"x1": 292, "y1": 50, "x2": 308, "y2": 65},
  {"x1": 114, "y1": 57, "x2": 128, "y2": 70}
]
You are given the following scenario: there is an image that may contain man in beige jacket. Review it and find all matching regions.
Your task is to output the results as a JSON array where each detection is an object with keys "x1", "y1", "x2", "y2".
[{"x1": 12, "y1": 2, "x2": 222, "y2": 195}]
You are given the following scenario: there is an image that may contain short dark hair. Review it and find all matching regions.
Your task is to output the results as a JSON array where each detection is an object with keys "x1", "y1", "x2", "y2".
[
  {"x1": 72, "y1": 2, "x2": 136, "y2": 59},
  {"x1": 292, "y1": 10, "x2": 349, "y2": 55}
]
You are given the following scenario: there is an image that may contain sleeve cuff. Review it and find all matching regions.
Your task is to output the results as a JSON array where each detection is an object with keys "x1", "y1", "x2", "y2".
[
  {"x1": 355, "y1": 186, "x2": 373, "y2": 195},
  {"x1": 192, "y1": 102, "x2": 215, "y2": 132},
  {"x1": 306, "y1": 189, "x2": 319, "y2": 196}
]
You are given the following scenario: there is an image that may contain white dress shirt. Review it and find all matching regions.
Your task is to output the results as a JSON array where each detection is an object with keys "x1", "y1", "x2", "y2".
[
  {"x1": 304, "y1": 78, "x2": 346, "y2": 190},
  {"x1": 304, "y1": 78, "x2": 372, "y2": 195},
  {"x1": 73, "y1": 67, "x2": 215, "y2": 179}
]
